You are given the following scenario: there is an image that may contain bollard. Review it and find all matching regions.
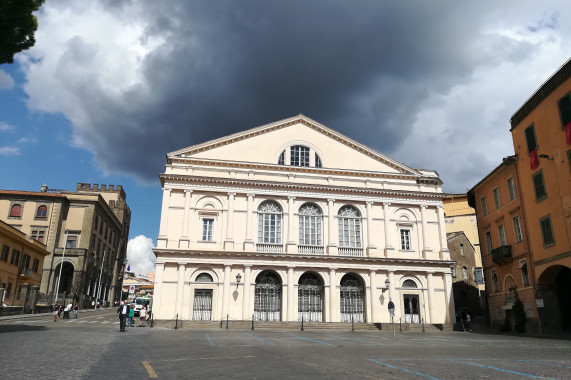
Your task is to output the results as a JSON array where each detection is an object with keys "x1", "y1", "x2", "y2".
[
  {"x1": 175, "y1": 313, "x2": 178, "y2": 329},
  {"x1": 399, "y1": 317, "x2": 402, "y2": 332},
  {"x1": 391, "y1": 316, "x2": 395, "y2": 339},
  {"x1": 226, "y1": 314, "x2": 229, "y2": 330},
  {"x1": 422, "y1": 317, "x2": 425, "y2": 333},
  {"x1": 351, "y1": 314, "x2": 354, "y2": 332},
  {"x1": 301, "y1": 315, "x2": 304, "y2": 331},
  {"x1": 251, "y1": 314, "x2": 255, "y2": 330},
  {"x1": 150, "y1": 313, "x2": 154, "y2": 328}
]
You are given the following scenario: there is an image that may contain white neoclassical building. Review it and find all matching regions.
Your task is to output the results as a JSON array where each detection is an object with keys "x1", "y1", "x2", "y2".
[{"x1": 153, "y1": 115, "x2": 455, "y2": 326}]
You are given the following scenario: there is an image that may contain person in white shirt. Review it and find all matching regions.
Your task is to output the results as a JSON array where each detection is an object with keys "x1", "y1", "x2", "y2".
[{"x1": 139, "y1": 305, "x2": 147, "y2": 327}]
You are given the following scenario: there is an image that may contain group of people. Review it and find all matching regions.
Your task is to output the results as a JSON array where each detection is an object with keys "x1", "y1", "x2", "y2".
[
  {"x1": 116, "y1": 300, "x2": 149, "y2": 332},
  {"x1": 53, "y1": 301, "x2": 79, "y2": 322}
]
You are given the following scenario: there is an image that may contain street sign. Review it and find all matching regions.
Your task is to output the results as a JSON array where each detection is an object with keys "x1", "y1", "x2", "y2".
[
  {"x1": 129, "y1": 286, "x2": 135, "y2": 294},
  {"x1": 536, "y1": 298, "x2": 544, "y2": 308}
]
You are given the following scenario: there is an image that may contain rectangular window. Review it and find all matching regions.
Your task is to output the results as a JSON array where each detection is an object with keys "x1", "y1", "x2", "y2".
[
  {"x1": 32, "y1": 258, "x2": 40, "y2": 273},
  {"x1": 532, "y1": 170, "x2": 547, "y2": 201},
  {"x1": 493, "y1": 188, "x2": 501, "y2": 209},
  {"x1": 557, "y1": 92, "x2": 571, "y2": 127},
  {"x1": 451, "y1": 266, "x2": 456, "y2": 278},
  {"x1": 539, "y1": 215, "x2": 555, "y2": 246},
  {"x1": 290, "y1": 146, "x2": 310, "y2": 167},
  {"x1": 31, "y1": 230, "x2": 45, "y2": 243},
  {"x1": 520, "y1": 260, "x2": 530, "y2": 287},
  {"x1": 1, "y1": 245, "x2": 9, "y2": 261},
  {"x1": 480, "y1": 196, "x2": 488, "y2": 217},
  {"x1": 474, "y1": 267, "x2": 484, "y2": 284},
  {"x1": 525, "y1": 124, "x2": 537, "y2": 152},
  {"x1": 507, "y1": 177, "x2": 516, "y2": 201},
  {"x1": 513, "y1": 216, "x2": 523, "y2": 243},
  {"x1": 400, "y1": 229, "x2": 411, "y2": 250},
  {"x1": 485, "y1": 231, "x2": 492, "y2": 254},
  {"x1": 202, "y1": 219, "x2": 214, "y2": 241},
  {"x1": 498, "y1": 224, "x2": 506, "y2": 246},
  {"x1": 491, "y1": 269, "x2": 499, "y2": 293},
  {"x1": 10, "y1": 249, "x2": 20, "y2": 266},
  {"x1": 66, "y1": 235, "x2": 77, "y2": 248},
  {"x1": 21, "y1": 254, "x2": 30, "y2": 270}
]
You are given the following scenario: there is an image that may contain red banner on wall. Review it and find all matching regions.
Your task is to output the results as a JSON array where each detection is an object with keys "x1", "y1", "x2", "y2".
[
  {"x1": 565, "y1": 121, "x2": 571, "y2": 144},
  {"x1": 530, "y1": 148, "x2": 539, "y2": 169}
]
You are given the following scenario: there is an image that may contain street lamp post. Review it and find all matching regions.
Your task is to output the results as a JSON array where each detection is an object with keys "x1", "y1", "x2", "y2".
[
  {"x1": 94, "y1": 249, "x2": 107, "y2": 309},
  {"x1": 53, "y1": 230, "x2": 69, "y2": 304}
]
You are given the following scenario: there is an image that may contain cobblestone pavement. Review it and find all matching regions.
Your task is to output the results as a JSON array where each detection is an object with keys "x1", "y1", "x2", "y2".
[{"x1": 1, "y1": 314, "x2": 570, "y2": 379}]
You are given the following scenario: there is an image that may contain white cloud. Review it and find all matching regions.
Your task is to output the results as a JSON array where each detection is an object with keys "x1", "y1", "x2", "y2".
[
  {"x1": 0, "y1": 69, "x2": 14, "y2": 90},
  {"x1": 0, "y1": 146, "x2": 20, "y2": 156},
  {"x1": 126, "y1": 235, "x2": 156, "y2": 275},
  {"x1": 0, "y1": 122, "x2": 13, "y2": 132}
]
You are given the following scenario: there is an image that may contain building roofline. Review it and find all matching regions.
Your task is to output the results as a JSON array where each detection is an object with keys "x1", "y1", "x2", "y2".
[{"x1": 510, "y1": 57, "x2": 571, "y2": 129}]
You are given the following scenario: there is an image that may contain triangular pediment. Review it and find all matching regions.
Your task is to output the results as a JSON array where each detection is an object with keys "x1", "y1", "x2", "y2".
[{"x1": 168, "y1": 114, "x2": 420, "y2": 176}]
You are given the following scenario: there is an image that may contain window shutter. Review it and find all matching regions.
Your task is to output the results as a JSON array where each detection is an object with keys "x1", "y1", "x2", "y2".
[
  {"x1": 558, "y1": 94, "x2": 571, "y2": 125},
  {"x1": 525, "y1": 125, "x2": 537, "y2": 152}
]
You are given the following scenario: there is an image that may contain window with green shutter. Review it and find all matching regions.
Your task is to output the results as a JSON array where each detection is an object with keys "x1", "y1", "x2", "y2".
[
  {"x1": 558, "y1": 93, "x2": 571, "y2": 127},
  {"x1": 539, "y1": 215, "x2": 554, "y2": 246},
  {"x1": 525, "y1": 124, "x2": 537, "y2": 152},
  {"x1": 532, "y1": 170, "x2": 547, "y2": 201}
]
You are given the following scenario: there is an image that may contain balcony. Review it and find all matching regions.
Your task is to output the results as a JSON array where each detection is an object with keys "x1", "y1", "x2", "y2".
[
  {"x1": 256, "y1": 243, "x2": 283, "y2": 253},
  {"x1": 298, "y1": 245, "x2": 324, "y2": 254},
  {"x1": 338, "y1": 247, "x2": 364, "y2": 257},
  {"x1": 491, "y1": 245, "x2": 512, "y2": 264},
  {"x1": 20, "y1": 268, "x2": 35, "y2": 278}
]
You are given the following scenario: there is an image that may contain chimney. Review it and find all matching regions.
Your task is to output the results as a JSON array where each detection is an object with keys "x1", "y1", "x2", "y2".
[{"x1": 41, "y1": 184, "x2": 48, "y2": 192}]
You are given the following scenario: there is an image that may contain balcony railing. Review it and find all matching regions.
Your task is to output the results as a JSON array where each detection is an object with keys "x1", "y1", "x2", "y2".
[
  {"x1": 491, "y1": 245, "x2": 512, "y2": 264},
  {"x1": 338, "y1": 247, "x2": 364, "y2": 256},
  {"x1": 256, "y1": 243, "x2": 283, "y2": 253},
  {"x1": 20, "y1": 268, "x2": 35, "y2": 277},
  {"x1": 298, "y1": 245, "x2": 324, "y2": 254}
]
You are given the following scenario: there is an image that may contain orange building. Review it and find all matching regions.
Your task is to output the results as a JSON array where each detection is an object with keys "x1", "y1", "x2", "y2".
[
  {"x1": 469, "y1": 58, "x2": 571, "y2": 334},
  {"x1": 509, "y1": 59, "x2": 571, "y2": 333}
]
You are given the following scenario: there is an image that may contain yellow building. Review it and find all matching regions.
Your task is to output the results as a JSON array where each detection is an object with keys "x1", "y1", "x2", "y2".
[{"x1": 1, "y1": 220, "x2": 50, "y2": 307}]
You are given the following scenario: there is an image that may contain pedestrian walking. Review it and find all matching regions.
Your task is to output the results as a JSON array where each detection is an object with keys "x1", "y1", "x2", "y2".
[
  {"x1": 466, "y1": 313, "x2": 472, "y2": 331},
  {"x1": 117, "y1": 300, "x2": 130, "y2": 332},
  {"x1": 53, "y1": 302, "x2": 60, "y2": 322},
  {"x1": 128, "y1": 306, "x2": 135, "y2": 327},
  {"x1": 57, "y1": 302, "x2": 63, "y2": 319},
  {"x1": 139, "y1": 305, "x2": 147, "y2": 327},
  {"x1": 73, "y1": 303, "x2": 79, "y2": 319}
]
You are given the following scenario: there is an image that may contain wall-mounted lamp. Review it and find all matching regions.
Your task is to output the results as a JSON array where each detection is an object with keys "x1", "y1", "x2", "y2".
[
  {"x1": 382, "y1": 278, "x2": 390, "y2": 293},
  {"x1": 236, "y1": 273, "x2": 242, "y2": 289}
]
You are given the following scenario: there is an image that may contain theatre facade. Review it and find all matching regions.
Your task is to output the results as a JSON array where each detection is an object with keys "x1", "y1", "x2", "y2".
[{"x1": 153, "y1": 115, "x2": 455, "y2": 325}]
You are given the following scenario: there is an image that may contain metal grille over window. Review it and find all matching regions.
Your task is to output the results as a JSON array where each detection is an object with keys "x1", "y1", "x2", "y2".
[
  {"x1": 299, "y1": 204, "x2": 323, "y2": 250},
  {"x1": 254, "y1": 271, "x2": 282, "y2": 321},
  {"x1": 339, "y1": 274, "x2": 364, "y2": 322},
  {"x1": 298, "y1": 272, "x2": 323, "y2": 322},
  {"x1": 290, "y1": 145, "x2": 310, "y2": 167},
  {"x1": 257, "y1": 201, "x2": 282, "y2": 246},
  {"x1": 193, "y1": 290, "x2": 213, "y2": 320}
]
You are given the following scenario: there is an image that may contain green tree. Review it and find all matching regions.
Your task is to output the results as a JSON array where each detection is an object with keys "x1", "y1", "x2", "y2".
[{"x1": 0, "y1": 0, "x2": 45, "y2": 64}]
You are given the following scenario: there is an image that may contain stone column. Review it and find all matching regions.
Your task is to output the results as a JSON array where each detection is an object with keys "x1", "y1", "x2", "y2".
[
  {"x1": 288, "y1": 267, "x2": 295, "y2": 321},
  {"x1": 244, "y1": 194, "x2": 255, "y2": 250},
  {"x1": 366, "y1": 201, "x2": 377, "y2": 256},
  {"x1": 286, "y1": 196, "x2": 297, "y2": 253},
  {"x1": 176, "y1": 263, "x2": 186, "y2": 318},
  {"x1": 153, "y1": 263, "x2": 165, "y2": 318},
  {"x1": 242, "y1": 266, "x2": 251, "y2": 320},
  {"x1": 225, "y1": 192, "x2": 235, "y2": 250},
  {"x1": 420, "y1": 205, "x2": 430, "y2": 259},
  {"x1": 437, "y1": 206, "x2": 450, "y2": 260},
  {"x1": 427, "y1": 272, "x2": 435, "y2": 324},
  {"x1": 157, "y1": 188, "x2": 171, "y2": 249},
  {"x1": 327, "y1": 199, "x2": 338, "y2": 255},
  {"x1": 221, "y1": 265, "x2": 232, "y2": 319},
  {"x1": 329, "y1": 269, "x2": 336, "y2": 322},
  {"x1": 443, "y1": 272, "x2": 455, "y2": 323},
  {"x1": 180, "y1": 190, "x2": 192, "y2": 248},
  {"x1": 369, "y1": 270, "x2": 377, "y2": 322},
  {"x1": 383, "y1": 203, "x2": 393, "y2": 257}
]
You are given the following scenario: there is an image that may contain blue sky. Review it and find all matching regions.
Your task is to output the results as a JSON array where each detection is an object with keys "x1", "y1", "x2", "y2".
[{"x1": 1, "y1": 1, "x2": 570, "y2": 274}]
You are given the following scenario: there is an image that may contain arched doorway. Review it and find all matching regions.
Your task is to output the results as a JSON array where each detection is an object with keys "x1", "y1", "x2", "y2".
[
  {"x1": 537, "y1": 265, "x2": 571, "y2": 332},
  {"x1": 402, "y1": 279, "x2": 420, "y2": 323},
  {"x1": 340, "y1": 273, "x2": 364, "y2": 322},
  {"x1": 254, "y1": 270, "x2": 282, "y2": 321},
  {"x1": 298, "y1": 272, "x2": 323, "y2": 322},
  {"x1": 53, "y1": 262, "x2": 74, "y2": 300},
  {"x1": 193, "y1": 272, "x2": 214, "y2": 321}
]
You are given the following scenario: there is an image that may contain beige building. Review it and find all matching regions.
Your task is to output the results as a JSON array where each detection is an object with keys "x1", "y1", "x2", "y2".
[
  {"x1": 153, "y1": 115, "x2": 455, "y2": 326},
  {"x1": 0, "y1": 183, "x2": 131, "y2": 307},
  {"x1": 1, "y1": 220, "x2": 50, "y2": 307}
]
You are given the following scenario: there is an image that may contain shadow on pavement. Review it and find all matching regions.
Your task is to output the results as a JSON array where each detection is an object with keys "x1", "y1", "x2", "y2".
[{"x1": 0, "y1": 324, "x2": 48, "y2": 333}]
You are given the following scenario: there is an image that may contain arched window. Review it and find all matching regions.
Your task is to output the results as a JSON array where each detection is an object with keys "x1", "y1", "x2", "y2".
[
  {"x1": 338, "y1": 206, "x2": 362, "y2": 247},
  {"x1": 299, "y1": 203, "x2": 322, "y2": 246},
  {"x1": 196, "y1": 273, "x2": 214, "y2": 282},
  {"x1": 9, "y1": 204, "x2": 21, "y2": 218},
  {"x1": 290, "y1": 145, "x2": 310, "y2": 166},
  {"x1": 36, "y1": 205, "x2": 47, "y2": 218},
  {"x1": 278, "y1": 151, "x2": 285, "y2": 165},
  {"x1": 402, "y1": 279, "x2": 418, "y2": 288},
  {"x1": 258, "y1": 201, "x2": 282, "y2": 244},
  {"x1": 462, "y1": 266, "x2": 468, "y2": 280}
]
